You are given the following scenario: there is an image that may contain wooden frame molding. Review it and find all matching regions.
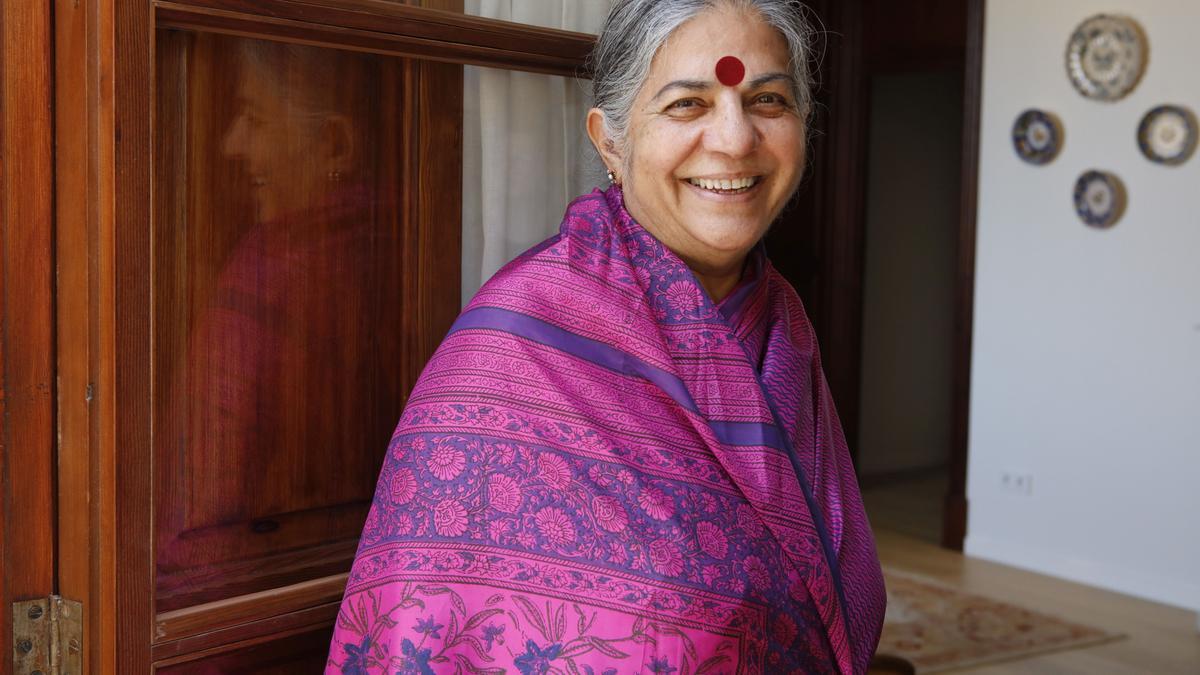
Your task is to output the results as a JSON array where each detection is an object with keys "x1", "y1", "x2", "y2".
[
  {"x1": 943, "y1": 0, "x2": 985, "y2": 552},
  {"x1": 1, "y1": 2, "x2": 56, "y2": 672},
  {"x1": 156, "y1": 0, "x2": 595, "y2": 77},
  {"x1": 56, "y1": 0, "x2": 476, "y2": 668},
  {"x1": 153, "y1": 574, "x2": 347, "y2": 645}
]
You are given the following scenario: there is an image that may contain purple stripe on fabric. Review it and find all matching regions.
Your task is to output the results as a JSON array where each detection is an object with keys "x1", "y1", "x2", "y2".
[
  {"x1": 757, "y1": 383, "x2": 855, "y2": 657},
  {"x1": 708, "y1": 420, "x2": 785, "y2": 450},
  {"x1": 714, "y1": 264, "x2": 853, "y2": 640},
  {"x1": 450, "y1": 307, "x2": 700, "y2": 414},
  {"x1": 450, "y1": 308, "x2": 788, "y2": 451}
]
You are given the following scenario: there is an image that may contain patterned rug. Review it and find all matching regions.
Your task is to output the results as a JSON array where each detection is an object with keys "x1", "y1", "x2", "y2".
[{"x1": 875, "y1": 568, "x2": 1124, "y2": 673}]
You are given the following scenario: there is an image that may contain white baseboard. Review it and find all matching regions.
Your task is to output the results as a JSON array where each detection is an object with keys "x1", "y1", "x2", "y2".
[{"x1": 964, "y1": 534, "x2": 1200, "y2": 618}]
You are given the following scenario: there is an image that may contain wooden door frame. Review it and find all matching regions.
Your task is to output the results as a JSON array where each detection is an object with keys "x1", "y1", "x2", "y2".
[
  {"x1": 1, "y1": 2, "x2": 56, "y2": 673},
  {"x1": 942, "y1": 0, "x2": 985, "y2": 551},
  {"x1": 772, "y1": 0, "x2": 984, "y2": 551},
  {"x1": 53, "y1": 1, "x2": 593, "y2": 671}
]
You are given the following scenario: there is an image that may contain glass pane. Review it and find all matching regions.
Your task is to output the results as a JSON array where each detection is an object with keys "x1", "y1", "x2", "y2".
[
  {"x1": 461, "y1": 64, "x2": 607, "y2": 303},
  {"x1": 463, "y1": 0, "x2": 611, "y2": 34},
  {"x1": 154, "y1": 30, "x2": 409, "y2": 611}
]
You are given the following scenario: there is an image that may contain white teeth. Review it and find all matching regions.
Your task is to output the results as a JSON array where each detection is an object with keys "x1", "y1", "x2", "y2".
[{"x1": 688, "y1": 176, "x2": 757, "y2": 191}]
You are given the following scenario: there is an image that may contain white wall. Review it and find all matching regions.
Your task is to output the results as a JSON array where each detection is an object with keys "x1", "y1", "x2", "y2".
[{"x1": 968, "y1": 0, "x2": 1200, "y2": 616}]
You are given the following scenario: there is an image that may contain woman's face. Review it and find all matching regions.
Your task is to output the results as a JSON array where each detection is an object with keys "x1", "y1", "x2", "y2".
[
  {"x1": 593, "y1": 7, "x2": 805, "y2": 279},
  {"x1": 221, "y1": 48, "x2": 353, "y2": 223}
]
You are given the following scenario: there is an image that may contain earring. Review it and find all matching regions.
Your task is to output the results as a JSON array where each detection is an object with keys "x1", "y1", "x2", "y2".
[{"x1": 606, "y1": 169, "x2": 617, "y2": 185}]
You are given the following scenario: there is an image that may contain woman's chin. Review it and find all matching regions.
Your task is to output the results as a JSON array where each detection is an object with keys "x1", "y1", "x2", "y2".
[{"x1": 689, "y1": 221, "x2": 770, "y2": 256}]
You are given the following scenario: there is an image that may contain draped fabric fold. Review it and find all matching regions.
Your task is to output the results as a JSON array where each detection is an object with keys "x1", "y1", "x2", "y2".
[{"x1": 327, "y1": 187, "x2": 885, "y2": 674}]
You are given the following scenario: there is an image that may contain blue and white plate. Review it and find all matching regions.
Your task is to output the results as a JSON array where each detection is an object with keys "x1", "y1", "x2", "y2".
[
  {"x1": 1073, "y1": 170, "x2": 1126, "y2": 228},
  {"x1": 1066, "y1": 14, "x2": 1147, "y2": 101},
  {"x1": 1012, "y1": 109, "x2": 1063, "y2": 164},
  {"x1": 1138, "y1": 105, "x2": 1197, "y2": 165}
]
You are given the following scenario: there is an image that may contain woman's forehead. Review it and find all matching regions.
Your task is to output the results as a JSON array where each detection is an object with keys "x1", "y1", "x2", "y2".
[{"x1": 647, "y1": 9, "x2": 790, "y2": 84}]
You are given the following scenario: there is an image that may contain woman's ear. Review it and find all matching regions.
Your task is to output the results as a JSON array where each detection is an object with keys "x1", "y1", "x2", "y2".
[{"x1": 586, "y1": 108, "x2": 623, "y2": 181}]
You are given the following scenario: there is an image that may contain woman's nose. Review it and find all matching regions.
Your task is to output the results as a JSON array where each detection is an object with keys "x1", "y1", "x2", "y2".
[{"x1": 706, "y1": 100, "x2": 758, "y2": 158}]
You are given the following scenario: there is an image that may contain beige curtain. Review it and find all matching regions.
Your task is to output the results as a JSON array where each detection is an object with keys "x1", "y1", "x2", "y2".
[{"x1": 461, "y1": 0, "x2": 612, "y2": 304}]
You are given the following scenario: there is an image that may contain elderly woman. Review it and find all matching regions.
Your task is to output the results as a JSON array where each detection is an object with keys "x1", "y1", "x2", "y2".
[{"x1": 326, "y1": 1, "x2": 886, "y2": 673}]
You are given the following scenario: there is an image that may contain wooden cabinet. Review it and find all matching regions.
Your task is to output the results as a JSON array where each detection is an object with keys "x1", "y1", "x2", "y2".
[{"x1": 0, "y1": 1, "x2": 590, "y2": 671}]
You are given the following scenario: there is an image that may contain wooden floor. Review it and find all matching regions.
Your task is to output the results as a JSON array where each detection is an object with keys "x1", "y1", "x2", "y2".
[
  {"x1": 876, "y1": 528, "x2": 1200, "y2": 673},
  {"x1": 862, "y1": 470, "x2": 947, "y2": 545}
]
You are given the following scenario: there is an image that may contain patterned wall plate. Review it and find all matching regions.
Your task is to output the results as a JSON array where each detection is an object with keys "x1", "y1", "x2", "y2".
[
  {"x1": 1066, "y1": 14, "x2": 1147, "y2": 101},
  {"x1": 1012, "y1": 109, "x2": 1063, "y2": 164},
  {"x1": 1137, "y1": 105, "x2": 1197, "y2": 165},
  {"x1": 1073, "y1": 170, "x2": 1126, "y2": 228}
]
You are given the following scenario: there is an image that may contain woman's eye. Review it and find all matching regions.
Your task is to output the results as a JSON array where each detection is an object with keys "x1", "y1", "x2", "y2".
[
  {"x1": 753, "y1": 93, "x2": 787, "y2": 107},
  {"x1": 749, "y1": 93, "x2": 794, "y2": 117},
  {"x1": 665, "y1": 98, "x2": 705, "y2": 116}
]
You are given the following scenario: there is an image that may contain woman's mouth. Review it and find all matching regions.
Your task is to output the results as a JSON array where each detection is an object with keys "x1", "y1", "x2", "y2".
[{"x1": 685, "y1": 176, "x2": 761, "y2": 195}]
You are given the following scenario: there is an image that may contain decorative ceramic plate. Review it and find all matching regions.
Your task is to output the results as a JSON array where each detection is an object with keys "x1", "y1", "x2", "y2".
[
  {"x1": 1066, "y1": 14, "x2": 1147, "y2": 101},
  {"x1": 1012, "y1": 109, "x2": 1063, "y2": 164},
  {"x1": 1073, "y1": 170, "x2": 1126, "y2": 228},
  {"x1": 1137, "y1": 105, "x2": 1197, "y2": 165}
]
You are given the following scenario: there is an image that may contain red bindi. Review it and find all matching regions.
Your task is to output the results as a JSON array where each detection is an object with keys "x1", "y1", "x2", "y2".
[{"x1": 715, "y1": 55, "x2": 745, "y2": 87}]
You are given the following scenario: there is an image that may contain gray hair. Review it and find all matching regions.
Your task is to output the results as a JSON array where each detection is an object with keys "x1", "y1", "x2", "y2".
[{"x1": 589, "y1": 0, "x2": 818, "y2": 155}]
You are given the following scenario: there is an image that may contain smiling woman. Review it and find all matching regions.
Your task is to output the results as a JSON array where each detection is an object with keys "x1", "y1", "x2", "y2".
[
  {"x1": 588, "y1": 2, "x2": 808, "y2": 301},
  {"x1": 327, "y1": 2, "x2": 886, "y2": 674}
]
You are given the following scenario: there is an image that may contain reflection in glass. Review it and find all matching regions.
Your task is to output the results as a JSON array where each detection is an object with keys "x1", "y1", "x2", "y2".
[{"x1": 155, "y1": 32, "x2": 407, "y2": 610}]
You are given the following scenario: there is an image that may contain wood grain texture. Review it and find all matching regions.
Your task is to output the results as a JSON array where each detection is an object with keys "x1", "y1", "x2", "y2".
[
  {"x1": 409, "y1": 0, "x2": 464, "y2": 12},
  {"x1": 863, "y1": 0, "x2": 968, "y2": 72},
  {"x1": 147, "y1": 23, "x2": 461, "y2": 672},
  {"x1": 152, "y1": 601, "x2": 341, "y2": 662},
  {"x1": 115, "y1": 0, "x2": 156, "y2": 672},
  {"x1": 943, "y1": 0, "x2": 985, "y2": 553},
  {"x1": 0, "y1": 3, "x2": 56, "y2": 673},
  {"x1": 52, "y1": 1, "x2": 102, "y2": 667},
  {"x1": 155, "y1": 574, "x2": 346, "y2": 643},
  {"x1": 152, "y1": 35, "x2": 407, "y2": 614},
  {"x1": 414, "y1": 59, "x2": 464, "y2": 371},
  {"x1": 53, "y1": 0, "x2": 113, "y2": 671},
  {"x1": 153, "y1": 623, "x2": 334, "y2": 672},
  {"x1": 818, "y1": 0, "x2": 870, "y2": 464},
  {"x1": 58, "y1": 0, "x2": 544, "y2": 668},
  {"x1": 155, "y1": 0, "x2": 593, "y2": 77}
]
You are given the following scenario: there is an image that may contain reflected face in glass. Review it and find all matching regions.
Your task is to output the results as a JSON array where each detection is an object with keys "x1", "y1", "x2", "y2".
[
  {"x1": 220, "y1": 54, "x2": 352, "y2": 222},
  {"x1": 617, "y1": 8, "x2": 805, "y2": 276}
]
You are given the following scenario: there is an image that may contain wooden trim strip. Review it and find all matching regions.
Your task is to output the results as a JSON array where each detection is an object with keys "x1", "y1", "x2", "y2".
[
  {"x1": 1, "y1": 3, "x2": 56, "y2": 670},
  {"x1": 154, "y1": 573, "x2": 348, "y2": 643},
  {"x1": 151, "y1": 602, "x2": 340, "y2": 666},
  {"x1": 52, "y1": 0, "x2": 98, "y2": 671},
  {"x1": 114, "y1": 0, "x2": 156, "y2": 670},
  {"x1": 155, "y1": 0, "x2": 594, "y2": 77},
  {"x1": 943, "y1": 0, "x2": 985, "y2": 552}
]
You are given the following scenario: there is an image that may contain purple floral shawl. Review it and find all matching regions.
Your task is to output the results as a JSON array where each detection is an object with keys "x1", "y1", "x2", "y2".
[{"x1": 326, "y1": 187, "x2": 885, "y2": 674}]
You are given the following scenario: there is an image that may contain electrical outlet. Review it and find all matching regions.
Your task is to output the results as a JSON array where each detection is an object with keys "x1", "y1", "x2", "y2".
[{"x1": 1000, "y1": 471, "x2": 1034, "y2": 496}]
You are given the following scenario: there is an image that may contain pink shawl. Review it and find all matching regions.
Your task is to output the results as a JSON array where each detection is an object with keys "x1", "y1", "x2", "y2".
[{"x1": 327, "y1": 187, "x2": 885, "y2": 674}]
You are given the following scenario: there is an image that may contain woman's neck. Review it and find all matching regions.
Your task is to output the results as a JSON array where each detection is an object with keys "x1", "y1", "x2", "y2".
[{"x1": 687, "y1": 254, "x2": 748, "y2": 304}]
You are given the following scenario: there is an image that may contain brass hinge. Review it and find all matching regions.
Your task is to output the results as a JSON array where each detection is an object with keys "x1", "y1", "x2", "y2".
[{"x1": 12, "y1": 596, "x2": 83, "y2": 675}]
